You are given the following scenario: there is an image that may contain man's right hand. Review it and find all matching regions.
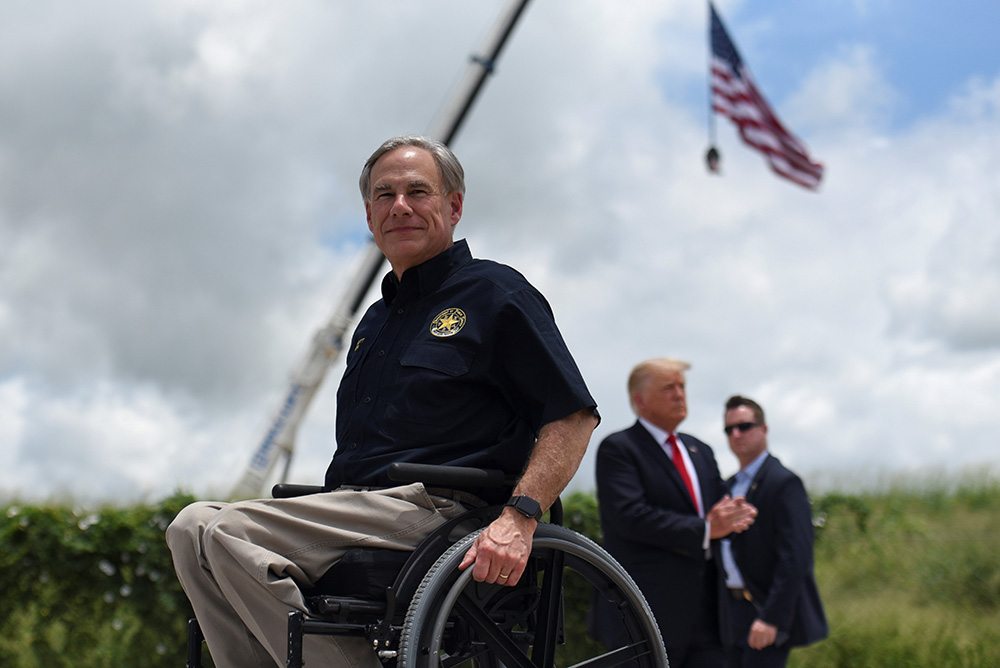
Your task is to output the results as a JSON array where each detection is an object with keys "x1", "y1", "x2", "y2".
[
  {"x1": 457, "y1": 508, "x2": 535, "y2": 586},
  {"x1": 708, "y1": 495, "x2": 757, "y2": 539}
]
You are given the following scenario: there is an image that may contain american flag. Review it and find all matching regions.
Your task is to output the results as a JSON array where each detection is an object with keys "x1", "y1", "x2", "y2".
[{"x1": 709, "y1": 3, "x2": 823, "y2": 190}]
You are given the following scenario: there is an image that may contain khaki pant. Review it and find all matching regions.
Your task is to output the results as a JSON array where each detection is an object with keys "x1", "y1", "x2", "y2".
[{"x1": 166, "y1": 483, "x2": 469, "y2": 668}]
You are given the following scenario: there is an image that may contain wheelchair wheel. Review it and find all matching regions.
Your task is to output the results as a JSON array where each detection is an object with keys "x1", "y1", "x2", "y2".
[{"x1": 397, "y1": 524, "x2": 667, "y2": 667}]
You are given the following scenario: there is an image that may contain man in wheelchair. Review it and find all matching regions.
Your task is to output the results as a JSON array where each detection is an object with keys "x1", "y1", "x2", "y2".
[{"x1": 167, "y1": 136, "x2": 601, "y2": 667}]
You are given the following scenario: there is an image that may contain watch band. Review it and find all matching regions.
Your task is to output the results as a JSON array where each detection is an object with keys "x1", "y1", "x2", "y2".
[{"x1": 504, "y1": 495, "x2": 543, "y2": 521}]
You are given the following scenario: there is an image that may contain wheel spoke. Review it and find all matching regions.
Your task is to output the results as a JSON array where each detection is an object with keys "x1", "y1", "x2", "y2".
[
  {"x1": 533, "y1": 548, "x2": 565, "y2": 666},
  {"x1": 454, "y1": 592, "x2": 534, "y2": 668},
  {"x1": 397, "y1": 525, "x2": 668, "y2": 668},
  {"x1": 565, "y1": 640, "x2": 653, "y2": 668}
]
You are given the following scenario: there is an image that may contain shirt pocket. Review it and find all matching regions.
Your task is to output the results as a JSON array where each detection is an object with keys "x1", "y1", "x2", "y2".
[
  {"x1": 399, "y1": 341, "x2": 472, "y2": 377},
  {"x1": 381, "y1": 342, "x2": 476, "y2": 438}
]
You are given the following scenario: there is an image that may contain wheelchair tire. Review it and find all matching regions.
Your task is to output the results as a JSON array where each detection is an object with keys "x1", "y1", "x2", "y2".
[{"x1": 397, "y1": 524, "x2": 668, "y2": 667}]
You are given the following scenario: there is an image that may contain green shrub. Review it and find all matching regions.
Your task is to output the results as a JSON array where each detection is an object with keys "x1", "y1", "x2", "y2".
[
  {"x1": 556, "y1": 492, "x2": 606, "y2": 664},
  {"x1": 0, "y1": 494, "x2": 196, "y2": 668}
]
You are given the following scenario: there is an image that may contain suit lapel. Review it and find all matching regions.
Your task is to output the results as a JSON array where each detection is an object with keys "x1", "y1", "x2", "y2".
[
  {"x1": 631, "y1": 423, "x2": 677, "y2": 482},
  {"x1": 725, "y1": 472, "x2": 737, "y2": 495},
  {"x1": 632, "y1": 422, "x2": 698, "y2": 514},
  {"x1": 745, "y1": 453, "x2": 775, "y2": 504}
]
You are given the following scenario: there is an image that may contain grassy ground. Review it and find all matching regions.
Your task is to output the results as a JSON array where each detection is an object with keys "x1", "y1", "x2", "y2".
[{"x1": 787, "y1": 478, "x2": 1000, "y2": 668}]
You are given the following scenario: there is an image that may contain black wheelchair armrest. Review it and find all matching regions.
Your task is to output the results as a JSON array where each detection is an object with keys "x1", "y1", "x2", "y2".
[
  {"x1": 272, "y1": 484, "x2": 327, "y2": 499},
  {"x1": 386, "y1": 462, "x2": 514, "y2": 489},
  {"x1": 272, "y1": 464, "x2": 517, "y2": 502},
  {"x1": 388, "y1": 463, "x2": 562, "y2": 523}
]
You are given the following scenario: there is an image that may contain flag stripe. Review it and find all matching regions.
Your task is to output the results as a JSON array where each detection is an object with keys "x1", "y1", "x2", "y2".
[{"x1": 709, "y1": 3, "x2": 823, "y2": 189}]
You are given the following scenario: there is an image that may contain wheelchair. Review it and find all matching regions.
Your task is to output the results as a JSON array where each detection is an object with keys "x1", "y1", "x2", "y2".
[{"x1": 186, "y1": 463, "x2": 667, "y2": 667}]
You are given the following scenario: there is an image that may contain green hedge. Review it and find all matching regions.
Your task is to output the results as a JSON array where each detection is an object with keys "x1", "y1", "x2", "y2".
[
  {"x1": 0, "y1": 491, "x2": 603, "y2": 668},
  {"x1": 3, "y1": 482, "x2": 1000, "y2": 667},
  {"x1": 0, "y1": 493, "x2": 196, "y2": 668}
]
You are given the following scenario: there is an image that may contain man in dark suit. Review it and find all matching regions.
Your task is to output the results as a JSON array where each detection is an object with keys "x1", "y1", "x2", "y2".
[
  {"x1": 720, "y1": 395, "x2": 828, "y2": 668},
  {"x1": 591, "y1": 358, "x2": 757, "y2": 668}
]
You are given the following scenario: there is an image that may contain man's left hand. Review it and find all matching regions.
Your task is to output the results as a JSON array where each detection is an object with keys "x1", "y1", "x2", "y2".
[{"x1": 458, "y1": 509, "x2": 535, "y2": 586}]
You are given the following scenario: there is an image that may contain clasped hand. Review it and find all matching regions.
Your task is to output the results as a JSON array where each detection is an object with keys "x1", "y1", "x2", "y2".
[{"x1": 708, "y1": 495, "x2": 757, "y2": 539}]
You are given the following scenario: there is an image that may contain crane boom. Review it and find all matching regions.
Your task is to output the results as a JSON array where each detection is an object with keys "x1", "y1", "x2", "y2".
[{"x1": 231, "y1": 0, "x2": 533, "y2": 499}]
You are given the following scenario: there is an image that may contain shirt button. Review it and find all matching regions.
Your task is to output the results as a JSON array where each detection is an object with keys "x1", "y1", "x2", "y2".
[
  {"x1": 350, "y1": 443, "x2": 358, "y2": 450},
  {"x1": 397, "y1": 308, "x2": 404, "y2": 314},
  {"x1": 363, "y1": 396, "x2": 372, "y2": 403},
  {"x1": 378, "y1": 350, "x2": 385, "y2": 357}
]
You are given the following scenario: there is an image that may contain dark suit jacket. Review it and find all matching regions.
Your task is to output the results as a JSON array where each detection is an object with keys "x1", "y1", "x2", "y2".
[
  {"x1": 590, "y1": 421, "x2": 728, "y2": 649},
  {"x1": 726, "y1": 454, "x2": 828, "y2": 647}
]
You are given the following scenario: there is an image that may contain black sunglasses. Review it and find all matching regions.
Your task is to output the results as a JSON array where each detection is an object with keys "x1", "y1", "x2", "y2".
[{"x1": 724, "y1": 421, "x2": 759, "y2": 436}]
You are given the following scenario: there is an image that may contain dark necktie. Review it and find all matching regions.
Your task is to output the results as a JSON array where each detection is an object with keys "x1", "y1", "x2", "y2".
[{"x1": 668, "y1": 434, "x2": 700, "y2": 515}]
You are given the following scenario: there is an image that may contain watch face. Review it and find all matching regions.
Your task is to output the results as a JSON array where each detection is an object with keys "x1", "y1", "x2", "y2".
[{"x1": 509, "y1": 495, "x2": 541, "y2": 520}]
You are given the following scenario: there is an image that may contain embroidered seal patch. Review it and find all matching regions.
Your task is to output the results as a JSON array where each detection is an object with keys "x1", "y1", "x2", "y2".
[{"x1": 430, "y1": 308, "x2": 466, "y2": 337}]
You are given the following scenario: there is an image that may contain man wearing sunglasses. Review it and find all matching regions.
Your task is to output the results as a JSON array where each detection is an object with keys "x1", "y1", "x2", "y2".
[{"x1": 720, "y1": 396, "x2": 828, "y2": 668}]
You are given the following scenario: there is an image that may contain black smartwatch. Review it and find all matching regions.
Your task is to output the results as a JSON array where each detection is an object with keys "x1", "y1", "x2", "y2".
[{"x1": 504, "y1": 495, "x2": 543, "y2": 521}]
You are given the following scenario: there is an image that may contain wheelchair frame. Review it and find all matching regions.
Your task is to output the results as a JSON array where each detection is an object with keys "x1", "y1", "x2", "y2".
[{"x1": 185, "y1": 463, "x2": 668, "y2": 667}]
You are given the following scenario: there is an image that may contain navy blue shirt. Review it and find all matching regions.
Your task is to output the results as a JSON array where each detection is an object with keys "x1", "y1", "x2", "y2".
[{"x1": 325, "y1": 240, "x2": 596, "y2": 502}]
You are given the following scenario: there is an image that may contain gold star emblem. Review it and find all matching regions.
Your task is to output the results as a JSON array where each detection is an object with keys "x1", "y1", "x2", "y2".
[{"x1": 430, "y1": 308, "x2": 466, "y2": 337}]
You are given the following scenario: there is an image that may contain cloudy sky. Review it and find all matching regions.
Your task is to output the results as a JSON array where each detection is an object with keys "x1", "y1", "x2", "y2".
[{"x1": 3, "y1": 0, "x2": 999, "y2": 504}]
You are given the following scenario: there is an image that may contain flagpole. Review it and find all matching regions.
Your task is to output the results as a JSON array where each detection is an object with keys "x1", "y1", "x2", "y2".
[
  {"x1": 706, "y1": 1, "x2": 716, "y2": 145},
  {"x1": 705, "y1": 1, "x2": 720, "y2": 173},
  {"x1": 230, "y1": 0, "x2": 534, "y2": 500}
]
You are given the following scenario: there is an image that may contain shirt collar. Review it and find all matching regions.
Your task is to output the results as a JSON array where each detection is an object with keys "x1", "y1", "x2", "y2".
[
  {"x1": 380, "y1": 239, "x2": 472, "y2": 304},
  {"x1": 737, "y1": 450, "x2": 769, "y2": 483},
  {"x1": 638, "y1": 417, "x2": 673, "y2": 448}
]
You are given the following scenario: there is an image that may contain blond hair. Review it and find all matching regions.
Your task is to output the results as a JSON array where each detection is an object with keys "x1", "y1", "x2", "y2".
[{"x1": 627, "y1": 358, "x2": 690, "y2": 411}]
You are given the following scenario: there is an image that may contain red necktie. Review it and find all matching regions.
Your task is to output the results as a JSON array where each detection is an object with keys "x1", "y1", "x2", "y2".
[{"x1": 668, "y1": 434, "x2": 700, "y2": 515}]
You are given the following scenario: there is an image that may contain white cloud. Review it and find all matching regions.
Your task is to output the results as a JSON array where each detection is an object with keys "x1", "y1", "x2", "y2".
[
  {"x1": 0, "y1": 379, "x2": 28, "y2": 472},
  {"x1": 786, "y1": 44, "x2": 898, "y2": 132},
  {"x1": 2, "y1": 1, "x2": 1000, "y2": 503}
]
